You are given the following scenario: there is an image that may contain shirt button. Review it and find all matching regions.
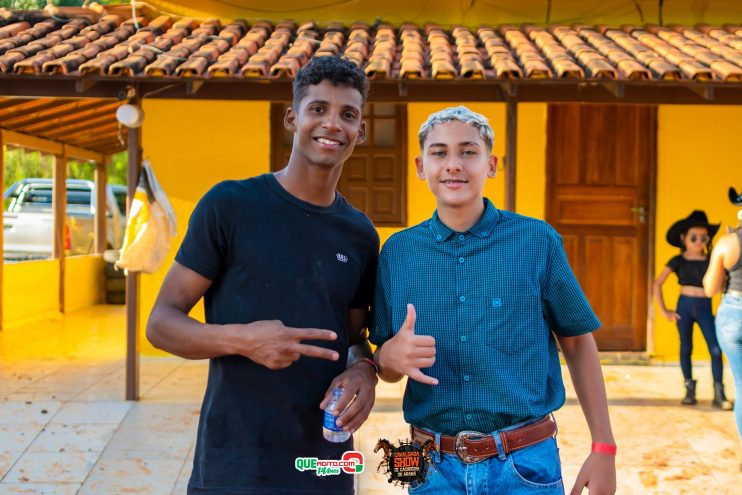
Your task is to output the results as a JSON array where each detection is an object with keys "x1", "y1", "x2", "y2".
[
  {"x1": 458, "y1": 257, "x2": 465, "y2": 263},
  {"x1": 463, "y1": 375, "x2": 470, "y2": 382},
  {"x1": 436, "y1": 234, "x2": 442, "y2": 241},
  {"x1": 458, "y1": 234, "x2": 465, "y2": 241},
  {"x1": 466, "y1": 414, "x2": 473, "y2": 420},
  {"x1": 460, "y1": 335, "x2": 467, "y2": 342},
  {"x1": 459, "y1": 295, "x2": 466, "y2": 302}
]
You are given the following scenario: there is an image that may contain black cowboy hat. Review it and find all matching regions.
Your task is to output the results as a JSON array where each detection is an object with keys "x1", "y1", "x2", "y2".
[
  {"x1": 666, "y1": 210, "x2": 720, "y2": 248},
  {"x1": 729, "y1": 187, "x2": 742, "y2": 206}
]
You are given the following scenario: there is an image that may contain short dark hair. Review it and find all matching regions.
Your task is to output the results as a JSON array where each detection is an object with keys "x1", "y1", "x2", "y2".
[{"x1": 292, "y1": 56, "x2": 369, "y2": 109}]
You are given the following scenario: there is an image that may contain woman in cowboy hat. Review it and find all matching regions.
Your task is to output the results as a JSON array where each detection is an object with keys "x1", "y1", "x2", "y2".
[
  {"x1": 705, "y1": 188, "x2": 742, "y2": 435},
  {"x1": 654, "y1": 210, "x2": 732, "y2": 409}
]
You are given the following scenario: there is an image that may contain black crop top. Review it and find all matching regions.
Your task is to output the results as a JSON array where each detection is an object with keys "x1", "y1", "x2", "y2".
[{"x1": 667, "y1": 255, "x2": 709, "y2": 288}]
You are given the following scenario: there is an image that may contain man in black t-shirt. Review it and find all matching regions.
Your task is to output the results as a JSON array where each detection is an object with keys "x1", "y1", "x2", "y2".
[{"x1": 147, "y1": 57, "x2": 379, "y2": 495}]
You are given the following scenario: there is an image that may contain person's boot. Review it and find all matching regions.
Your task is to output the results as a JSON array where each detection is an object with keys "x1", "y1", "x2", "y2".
[
  {"x1": 712, "y1": 382, "x2": 734, "y2": 410},
  {"x1": 682, "y1": 379, "x2": 697, "y2": 405}
]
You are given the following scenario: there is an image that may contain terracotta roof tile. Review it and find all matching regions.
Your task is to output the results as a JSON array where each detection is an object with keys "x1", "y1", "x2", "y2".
[
  {"x1": 499, "y1": 26, "x2": 553, "y2": 78},
  {"x1": 399, "y1": 24, "x2": 423, "y2": 79},
  {"x1": 453, "y1": 26, "x2": 485, "y2": 79},
  {"x1": 0, "y1": 21, "x2": 31, "y2": 40},
  {"x1": 477, "y1": 27, "x2": 522, "y2": 79},
  {"x1": 575, "y1": 26, "x2": 651, "y2": 80},
  {"x1": 2, "y1": 10, "x2": 742, "y2": 84},
  {"x1": 365, "y1": 24, "x2": 396, "y2": 79}
]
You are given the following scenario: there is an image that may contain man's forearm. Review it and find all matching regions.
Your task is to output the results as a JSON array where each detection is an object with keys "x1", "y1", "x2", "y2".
[{"x1": 147, "y1": 304, "x2": 236, "y2": 359}]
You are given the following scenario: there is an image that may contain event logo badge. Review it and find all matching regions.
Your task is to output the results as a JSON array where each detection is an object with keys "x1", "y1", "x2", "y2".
[
  {"x1": 295, "y1": 451, "x2": 364, "y2": 476},
  {"x1": 374, "y1": 438, "x2": 438, "y2": 486}
]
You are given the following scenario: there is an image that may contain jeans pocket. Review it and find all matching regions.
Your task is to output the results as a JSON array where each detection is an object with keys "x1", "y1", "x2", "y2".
[
  {"x1": 507, "y1": 438, "x2": 564, "y2": 489},
  {"x1": 407, "y1": 465, "x2": 435, "y2": 493}
]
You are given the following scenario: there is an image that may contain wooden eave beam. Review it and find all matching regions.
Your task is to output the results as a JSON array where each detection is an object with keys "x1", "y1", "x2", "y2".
[
  {"x1": 75, "y1": 136, "x2": 123, "y2": 152},
  {"x1": 18, "y1": 100, "x2": 118, "y2": 133},
  {"x1": 3, "y1": 75, "x2": 742, "y2": 105},
  {"x1": 1, "y1": 129, "x2": 63, "y2": 155},
  {"x1": 0, "y1": 98, "x2": 70, "y2": 120},
  {"x1": 42, "y1": 114, "x2": 118, "y2": 140},
  {"x1": 65, "y1": 144, "x2": 104, "y2": 163},
  {"x1": 0, "y1": 129, "x2": 104, "y2": 162}
]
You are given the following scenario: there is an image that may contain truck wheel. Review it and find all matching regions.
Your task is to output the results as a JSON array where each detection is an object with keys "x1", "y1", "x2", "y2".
[
  {"x1": 105, "y1": 278, "x2": 126, "y2": 292},
  {"x1": 106, "y1": 291, "x2": 126, "y2": 305}
]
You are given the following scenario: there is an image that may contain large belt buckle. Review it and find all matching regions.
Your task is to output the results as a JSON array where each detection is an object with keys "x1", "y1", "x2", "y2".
[{"x1": 454, "y1": 430, "x2": 490, "y2": 464}]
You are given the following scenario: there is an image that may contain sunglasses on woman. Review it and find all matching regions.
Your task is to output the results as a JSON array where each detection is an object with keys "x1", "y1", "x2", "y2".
[{"x1": 686, "y1": 234, "x2": 709, "y2": 243}]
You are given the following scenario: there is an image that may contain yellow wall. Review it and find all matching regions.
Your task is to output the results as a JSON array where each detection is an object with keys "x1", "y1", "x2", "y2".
[
  {"x1": 139, "y1": 99, "x2": 271, "y2": 354},
  {"x1": 65, "y1": 254, "x2": 103, "y2": 312},
  {"x1": 148, "y1": 0, "x2": 739, "y2": 26},
  {"x1": 515, "y1": 104, "x2": 548, "y2": 220},
  {"x1": 2, "y1": 258, "x2": 60, "y2": 327},
  {"x1": 653, "y1": 105, "x2": 742, "y2": 363},
  {"x1": 1, "y1": 254, "x2": 102, "y2": 328}
]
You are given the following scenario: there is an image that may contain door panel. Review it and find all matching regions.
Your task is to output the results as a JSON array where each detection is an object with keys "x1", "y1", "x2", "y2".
[{"x1": 546, "y1": 104, "x2": 655, "y2": 351}]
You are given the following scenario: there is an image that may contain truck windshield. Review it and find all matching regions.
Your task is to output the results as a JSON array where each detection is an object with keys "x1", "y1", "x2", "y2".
[{"x1": 21, "y1": 186, "x2": 91, "y2": 206}]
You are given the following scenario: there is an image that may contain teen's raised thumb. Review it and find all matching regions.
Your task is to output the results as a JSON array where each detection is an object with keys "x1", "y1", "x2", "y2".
[{"x1": 401, "y1": 303, "x2": 416, "y2": 333}]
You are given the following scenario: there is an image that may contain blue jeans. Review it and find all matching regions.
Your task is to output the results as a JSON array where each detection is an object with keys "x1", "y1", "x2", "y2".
[
  {"x1": 716, "y1": 293, "x2": 742, "y2": 436},
  {"x1": 676, "y1": 295, "x2": 724, "y2": 382},
  {"x1": 409, "y1": 421, "x2": 563, "y2": 494}
]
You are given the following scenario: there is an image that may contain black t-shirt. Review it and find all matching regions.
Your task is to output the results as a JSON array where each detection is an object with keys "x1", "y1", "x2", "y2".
[
  {"x1": 667, "y1": 255, "x2": 709, "y2": 288},
  {"x1": 176, "y1": 174, "x2": 379, "y2": 495}
]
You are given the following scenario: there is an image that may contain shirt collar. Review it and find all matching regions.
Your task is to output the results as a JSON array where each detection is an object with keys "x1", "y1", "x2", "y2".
[{"x1": 430, "y1": 198, "x2": 500, "y2": 242}]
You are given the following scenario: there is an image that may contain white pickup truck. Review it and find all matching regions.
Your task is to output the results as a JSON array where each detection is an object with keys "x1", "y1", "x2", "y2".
[{"x1": 3, "y1": 178, "x2": 128, "y2": 261}]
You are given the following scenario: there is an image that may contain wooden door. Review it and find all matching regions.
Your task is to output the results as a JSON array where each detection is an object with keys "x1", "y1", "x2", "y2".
[
  {"x1": 546, "y1": 104, "x2": 655, "y2": 351},
  {"x1": 271, "y1": 103, "x2": 407, "y2": 226}
]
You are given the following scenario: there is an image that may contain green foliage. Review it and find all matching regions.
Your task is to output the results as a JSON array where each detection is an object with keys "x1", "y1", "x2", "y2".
[
  {"x1": 0, "y1": 1, "x2": 118, "y2": 9},
  {"x1": 0, "y1": 1, "x2": 46, "y2": 9},
  {"x1": 107, "y1": 151, "x2": 128, "y2": 185}
]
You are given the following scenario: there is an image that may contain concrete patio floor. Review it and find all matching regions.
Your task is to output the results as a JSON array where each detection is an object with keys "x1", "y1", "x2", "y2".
[{"x1": 0, "y1": 305, "x2": 740, "y2": 494}]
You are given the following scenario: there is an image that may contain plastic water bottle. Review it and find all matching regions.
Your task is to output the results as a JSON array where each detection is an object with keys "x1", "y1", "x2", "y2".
[{"x1": 323, "y1": 387, "x2": 350, "y2": 443}]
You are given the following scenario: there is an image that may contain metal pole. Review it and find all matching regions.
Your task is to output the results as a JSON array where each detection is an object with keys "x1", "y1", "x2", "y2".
[
  {"x1": 125, "y1": 96, "x2": 142, "y2": 401},
  {"x1": 53, "y1": 147, "x2": 67, "y2": 313},
  {"x1": 505, "y1": 98, "x2": 518, "y2": 212},
  {"x1": 94, "y1": 156, "x2": 109, "y2": 254}
]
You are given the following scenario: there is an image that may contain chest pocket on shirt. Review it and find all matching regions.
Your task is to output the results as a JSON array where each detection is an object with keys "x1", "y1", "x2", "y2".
[{"x1": 484, "y1": 290, "x2": 541, "y2": 356}]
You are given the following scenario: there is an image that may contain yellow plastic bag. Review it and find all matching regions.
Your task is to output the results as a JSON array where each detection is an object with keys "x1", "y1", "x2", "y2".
[{"x1": 116, "y1": 161, "x2": 176, "y2": 273}]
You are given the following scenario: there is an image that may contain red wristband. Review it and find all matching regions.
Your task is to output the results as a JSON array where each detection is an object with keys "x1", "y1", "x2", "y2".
[
  {"x1": 591, "y1": 442, "x2": 617, "y2": 456},
  {"x1": 354, "y1": 357, "x2": 379, "y2": 374}
]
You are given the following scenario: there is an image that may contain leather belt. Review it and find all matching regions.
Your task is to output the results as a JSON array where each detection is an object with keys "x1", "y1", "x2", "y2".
[
  {"x1": 727, "y1": 289, "x2": 742, "y2": 298},
  {"x1": 410, "y1": 415, "x2": 557, "y2": 464}
]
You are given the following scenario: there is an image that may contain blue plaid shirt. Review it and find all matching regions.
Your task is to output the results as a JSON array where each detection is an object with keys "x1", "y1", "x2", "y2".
[{"x1": 370, "y1": 199, "x2": 600, "y2": 435}]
